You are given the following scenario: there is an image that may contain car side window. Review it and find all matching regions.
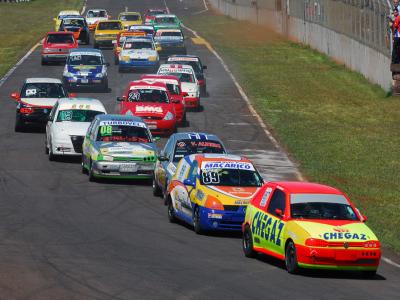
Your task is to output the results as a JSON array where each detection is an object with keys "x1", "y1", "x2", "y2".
[
  {"x1": 187, "y1": 161, "x2": 198, "y2": 182},
  {"x1": 267, "y1": 189, "x2": 286, "y2": 218},
  {"x1": 89, "y1": 120, "x2": 98, "y2": 140},
  {"x1": 49, "y1": 102, "x2": 58, "y2": 121}
]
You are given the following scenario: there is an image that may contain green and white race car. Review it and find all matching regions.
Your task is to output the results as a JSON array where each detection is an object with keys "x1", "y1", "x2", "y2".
[{"x1": 81, "y1": 114, "x2": 158, "y2": 181}]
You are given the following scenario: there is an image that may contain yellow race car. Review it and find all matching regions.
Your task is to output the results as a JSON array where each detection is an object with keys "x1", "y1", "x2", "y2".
[
  {"x1": 94, "y1": 20, "x2": 123, "y2": 49},
  {"x1": 118, "y1": 12, "x2": 142, "y2": 30},
  {"x1": 53, "y1": 10, "x2": 80, "y2": 31}
]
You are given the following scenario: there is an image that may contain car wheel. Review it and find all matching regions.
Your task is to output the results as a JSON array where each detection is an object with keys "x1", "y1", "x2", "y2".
[
  {"x1": 41, "y1": 58, "x2": 47, "y2": 66},
  {"x1": 167, "y1": 198, "x2": 176, "y2": 223},
  {"x1": 243, "y1": 225, "x2": 257, "y2": 258},
  {"x1": 362, "y1": 270, "x2": 377, "y2": 279},
  {"x1": 285, "y1": 241, "x2": 300, "y2": 274},
  {"x1": 88, "y1": 160, "x2": 96, "y2": 182},
  {"x1": 81, "y1": 154, "x2": 87, "y2": 174},
  {"x1": 114, "y1": 57, "x2": 119, "y2": 65},
  {"x1": 14, "y1": 115, "x2": 24, "y2": 132},
  {"x1": 193, "y1": 206, "x2": 203, "y2": 234},
  {"x1": 182, "y1": 112, "x2": 187, "y2": 126},
  {"x1": 48, "y1": 142, "x2": 56, "y2": 161},
  {"x1": 152, "y1": 176, "x2": 162, "y2": 197},
  {"x1": 44, "y1": 137, "x2": 49, "y2": 154}
]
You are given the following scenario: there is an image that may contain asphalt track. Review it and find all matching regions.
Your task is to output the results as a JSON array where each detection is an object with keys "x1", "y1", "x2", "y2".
[{"x1": 0, "y1": 0, "x2": 399, "y2": 299}]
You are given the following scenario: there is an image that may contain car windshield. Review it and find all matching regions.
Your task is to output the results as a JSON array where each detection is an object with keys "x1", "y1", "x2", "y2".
[
  {"x1": 127, "y1": 88, "x2": 169, "y2": 103},
  {"x1": 87, "y1": 10, "x2": 107, "y2": 17},
  {"x1": 158, "y1": 70, "x2": 194, "y2": 83},
  {"x1": 155, "y1": 17, "x2": 177, "y2": 24},
  {"x1": 173, "y1": 140, "x2": 225, "y2": 162},
  {"x1": 47, "y1": 34, "x2": 74, "y2": 44},
  {"x1": 200, "y1": 168, "x2": 263, "y2": 187},
  {"x1": 169, "y1": 60, "x2": 201, "y2": 73},
  {"x1": 160, "y1": 32, "x2": 182, "y2": 37},
  {"x1": 165, "y1": 83, "x2": 180, "y2": 95},
  {"x1": 290, "y1": 194, "x2": 359, "y2": 220},
  {"x1": 148, "y1": 10, "x2": 166, "y2": 16},
  {"x1": 131, "y1": 27, "x2": 154, "y2": 35},
  {"x1": 120, "y1": 14, "x2": 140, "y2": 21},
  {"x1": 97, "y1": 124, "x2": 151, "y2": 143},
  {"x1": 21, "y1": 83, "x2": 67, "y2": 98},
  {"x1": 68, "y1": 54, "x2": 102, "y2": 65},
  {"x1": 62, "y1": 19, "x2": 84, "y2": 27},
  {"x1": 123, "y1": 41, "x2": 153, "y2": 50},
  {"x1": 56, "y1": 109, "x2": 104, "y2": 122},
  {"x1": 98, "y1": 22, "x2": 121, "y2": 30}
]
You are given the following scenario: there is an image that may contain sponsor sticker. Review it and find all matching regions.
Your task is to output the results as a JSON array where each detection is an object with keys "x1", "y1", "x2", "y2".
[{"x1": 201, "y1": 161, "x2": 255, "y2": 171}]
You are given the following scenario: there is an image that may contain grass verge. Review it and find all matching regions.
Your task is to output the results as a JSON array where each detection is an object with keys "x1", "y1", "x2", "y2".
[
  {"x1": 0, "y1": 0, "x2": 83, "y2": 78},
  {"x1": 183, "y1": 13, "x2": 400, "y2": 252}
]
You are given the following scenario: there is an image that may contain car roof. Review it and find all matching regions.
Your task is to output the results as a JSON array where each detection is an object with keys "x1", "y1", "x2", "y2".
[
  {"x1": 157, "y1": 29, "x2": 182, "y2": 33},
  {"x1": 47, "y1": 31, "x2": 74, "y2": 35},
  {"x1": 268, "y1": 181, "x2": 343, "y2": 195},
  {"x1": 168, "y1": 55, "x2": 200, "y2": 61},
  {"x1": 120, "y1": 11, "x2": 141, "y2": 15},
  {"x1": 87, "y1": 8, "x2": 107, "y2": 12},
  {"x1": 141, "y1": 74, "x2": 180, "y2": 81},
  {"x1": 172, "y1": 132, "x2": 223, "y2": 142},
  {"x1": 98, "y1": 20, "x2": 121, "y2": 23},
  {"x1": 125, "y1": 37, "x2": 153, "y2": 43},
  {"x1": 159, "y1": 64, "x2": 195, "y2": 73},
  {"x1": 191, "y1": 154, "x2": 250, "y2": 164},
  {"x1": 25, "y1": 78, "x2": 62, "y2": 84},
  {"x1": 155, "y1": 14, "x2": 176, "y2": 18},
  {"x1": 62, "y1": 16, "x2": 85, "y2": 20},
  {"x1": 130, "y1": 25, "x2": 154, "y2": 29},
  {"x1": 69, "y1": 48, "x2": 103, "y2": 54},
  {"x1": 95, "y1": 114, "x2": 145, "y2": 122},
  {"x1": 128, "y1": 80, "x2": 167, "y2": 89},
  {"x1": 59, "y1": 10, "x2": 80, "y2": 16},
  {"x1": 57, "y1": 98, "x2": 106, "y2": 111}
]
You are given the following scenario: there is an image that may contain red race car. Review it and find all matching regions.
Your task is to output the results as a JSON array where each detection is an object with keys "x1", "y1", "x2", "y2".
[
  {"x1": 144, "y1": 8, "x2": 168, "y2": 24},
  {"x1": 117, "y1": 80, "x2": 177, "y2": 136},
  {"x1": 140, "y1": 74, "x2": 187, "y2": 125},
  {"x1": 41, "y1": 32, "x2": 78, "y2": 65}
]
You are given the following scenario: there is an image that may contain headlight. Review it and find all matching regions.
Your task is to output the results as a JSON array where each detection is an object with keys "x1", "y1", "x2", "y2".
[
  {"x1": 100, "y1": 155, "x2": 113, "y2": 162},
  {"x1": 148, "y1": 55, "x2": 158, "y2": 61},
  {"x1": 121, "y1": 56, "x2": 130, "y2": 62},
  {"x1": 163, "y1": 111, "x2": 174, "y2": 121},
  {"x1": 95, "y1": 73, "x2": 104, "y2": 78}
]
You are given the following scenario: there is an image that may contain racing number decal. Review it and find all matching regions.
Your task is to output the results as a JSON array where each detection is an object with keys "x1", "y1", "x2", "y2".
[
  {"x1": 128, "y1": 91, "x2": 140, "y2": 101},
  {"x1": 201, "y1": 171, "x2": 219, "y2": 184},
  {"x1": 100, "y1": 125, "x2": 112, "y2": 136}
]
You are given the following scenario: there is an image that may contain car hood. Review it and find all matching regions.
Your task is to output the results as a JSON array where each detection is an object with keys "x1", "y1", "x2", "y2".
[
  {"x1": 53, "y1": 121, "x2": 90, "y2": 136},
  {"x1": 121, "y1": 102, "x2": 172, "y2": 117},
  {"x1": 202, "y1": 186, "x2": 261, "y2": 205},
  {"x1": 97, "y1": 142, "x2": 156, "y2": 157},
  {"x1": 154, "y1": 36, "x2": 183, "y2": 43},
  {"x1": 95, "y1": 29, "x2": 120, "y2": 34},
  {"x1": 292, "y1": 220, "x2": 378, "y2": 242},
  {"x1": 21, "y1": 97, "x2": 69, "y2": 108},
  {"x1": 68, "y1": 65, "x2": 102, "y2": 75},
  {"x1": 154, "y1": 23, "x2": 179, "y2": 29},
  {"x1": 87, "y1": 17, "x2": 108, "y2": 24},
  {"x1": 121, "y1": 49, "x2": 157, "y2": 58},
  {"x1": 181, "y1": 82, "x2": 198, "y2": 93}
]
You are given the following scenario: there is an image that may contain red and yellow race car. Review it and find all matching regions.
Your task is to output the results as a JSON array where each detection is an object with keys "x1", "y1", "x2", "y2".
[
  {"x1": 242, "y1": 181, "x2": 381, "y2": 277},
  {"x1": 41, "y1": 32, "x2": 78, "y2": 65},
  {"x1": 117, "y1": 80, "x2": 177, "y2": 136}
]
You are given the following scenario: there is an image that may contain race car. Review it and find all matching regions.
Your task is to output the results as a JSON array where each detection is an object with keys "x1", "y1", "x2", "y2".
[
  {"x1": 45, "y1": 98, "x2": 106, "y2": 160},
  {"x1": 168, "y1": 55, "x2": 207, "y2": 96},
  {"x1": 140, "y1": 74, "x2": 187, "y2": 124},
  {"x1": 150, "y1": 14, "x2": 182, "y2": 30},
  {"x1": 11, "y1": 78, "x2": 76, "y2": 132},
  {"x1": 59, "y1": 16, "x2": 90, "y2": 45},
  {"x1": 81, "y1": 114, "x2": 158, "y2": 181},
  {"x1": 118, "y1": 12, "x2": 142, "y2": 29},
  {"x1": 117, "y1": 80, "x2": 177, "y2": 136},
  {"x1": 63, "y1": 49, "x2": 109, "y2": 91},
  {"x1": 118, "y1": 37, "x2": 159, "y2": 72},
  {"x1": 242, "y1": 181, "x2": 381, "y2": 276},
  {"x1": 157, "y1": 64, "x2": 200, "y2": 110},
  {"x1": 41, "y1": 32, "x2": 78, "y2": 65},
  {"x1": 53, "y1": 10, "x2": 80, "y2": 31},
  {"x1": 154, "y1": 29, "x2": 186, "y2": 58},
  {"x1": 128, "y1": 25, "x2": 155, "y2": 38},
  {"x1": 86, "y1": 9, "x2": 110, "y2": 31},
  {"x1": 166, "y1": 154, "x2": 264, "y2": 233},
  {"x1": 94, "y1": 20, "x2": 122, "y2": 48},
  {"x1": 144, "y1": 8, "x2": 168, "y2": 24},
  {"x1": 153, "y1": 133, "x2": 227, "y2": 199},
  {"x1": 113, "y1": 30, "x2": 147, "y2": 65}
]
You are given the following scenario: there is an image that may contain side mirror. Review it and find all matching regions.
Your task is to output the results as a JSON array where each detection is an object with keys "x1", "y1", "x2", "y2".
[
  {"x1": 183, "y1": 179, "x2": 195, "y2": 187},
  {"x1": 47, "y1": 115, "x2": 53, "y2": 122},
  {"x1": 362, "y1": 215, "x2": 368, "y2": 222},
  {"x1": 158, "y1": 155, "x2": 169, "y2": 161},
  {"x1": 69, "y1": 92, "x2": 77, "y2": 98},
  {"x1": 181, "y1": 92, "x2": 188, "y2": 97},
  {"x1": 203, "y1": 65, "x2": 207, "y2": 70},
  {"x1": 11, "y1": 92, "x2": 20, "y2": 101},
  {"x1": 275, "y1": 208, "x2": 284, "y2": 218},
  {"x1": 116, "y1": 96, "x2": 125, "y2": 102},
  {"x1": 153, "y1": 136, "x2": 161, "y2": 142}
]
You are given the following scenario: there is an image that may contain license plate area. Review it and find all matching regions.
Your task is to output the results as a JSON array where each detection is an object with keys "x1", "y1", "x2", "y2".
[
  {"x1": 119, "y1": 163, "x2": 137, "y2": 173},
  {"x1": 81, "y1": 78, "x2": 89, "y2": 83}
]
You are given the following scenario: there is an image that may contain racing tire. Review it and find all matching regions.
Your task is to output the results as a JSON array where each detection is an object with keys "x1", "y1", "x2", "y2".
[
  {"x1": 285, "y1": 241, "x2": 300, "y2": 274},
  {"x1": 41, "y1": 58, "x2": 47, "y2": 66},
  {"x1": 193, "y1": 206, "x2": 203, "y2": 234},
  {"x1": 167, "y1": 198, "x2": 176, "y2": 223},
  {"x1": 14, "y1": 116, "x2": 24, "y2": 132},
  {"x1": 88, "y1": 160, "x2": 96, "y2": 182},
  {"x1": 362, "y1": 270, "x2": 377, "y2": 279},
  {"x1": 152, "y1": 176, "x2": 162, "y2": 197},
  {"x1": 81, "y1": 154, "x2": 87, "y2": 174},
  {"x1": 44, "y1": 139, "x2": 49, "y2": 155},
  {"x1": 243, "y1": 225, "x2": 257, "y2": 258},
  {"x1": 48, "y1": 143, "x2": 56, "y2": 161}
]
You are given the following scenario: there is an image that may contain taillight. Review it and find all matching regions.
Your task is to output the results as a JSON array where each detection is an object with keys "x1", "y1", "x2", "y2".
[
  {"x1": 305, "y1": 238, "x2": 329, "y2": 247},
  {"x1": 363, "y1": 241, "x2": 380, "y2": 248},
  {"x1": 20, "y1": 107, "x2": 34, "y2": 114},
  {"x1": 204, "y1": 196, "x2": 224, "y2": 211}
]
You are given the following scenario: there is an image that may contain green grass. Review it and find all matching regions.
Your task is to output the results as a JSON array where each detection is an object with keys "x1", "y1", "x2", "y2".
[
  {"x1": 0, "y1": 0, "x2": 83, "y2": 78},
  {"x1": 183, "y1": 14, "x2": 400, "y2": 252}
]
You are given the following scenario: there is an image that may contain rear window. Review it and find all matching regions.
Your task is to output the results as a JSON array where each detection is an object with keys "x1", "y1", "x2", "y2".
[
  {"x1": 98, "y1": 22, "x2": 121, "y2": 30},
  {"x1": 87, "y1": 10, "x2": 107, "y2": 18},
  {"x1": 120, "y1": 14, "x2": 140, "y2": 21},
  {"x1": 47, "y1": 34, "x2": 74, "y2": 44}
]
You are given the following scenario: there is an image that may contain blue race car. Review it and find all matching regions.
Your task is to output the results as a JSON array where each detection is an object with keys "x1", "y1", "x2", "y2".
[
  {"x1": 153, "y1": 132, "x2": 227, "y2": 202},
  {"x1": 63, "y1": 49, "x2": 109, "y2": 91}
]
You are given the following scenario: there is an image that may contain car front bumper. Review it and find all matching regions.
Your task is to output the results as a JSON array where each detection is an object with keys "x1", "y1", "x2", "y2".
[
  {"x1": 199, "y1": 206, "x2": 246, "y2": 231},
  {"x1": 92, "y1": 160, "x2": 155, "y2": 179},
  {"x1": 63, "y1": 76, "x2": 107, "y2": 88},
  {"x1": 119, "y1": 60, "x2": 159, "y2": 69}
]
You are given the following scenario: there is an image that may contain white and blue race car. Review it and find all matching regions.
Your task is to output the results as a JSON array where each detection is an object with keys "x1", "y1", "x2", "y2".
[{"x1": 118, "y1": 37, "x2": 160, "y2": 72}]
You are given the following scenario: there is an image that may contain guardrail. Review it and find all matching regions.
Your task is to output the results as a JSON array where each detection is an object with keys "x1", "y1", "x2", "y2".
[{"x1": 209, "y1": 0, "x2": 393, "y2": 91}]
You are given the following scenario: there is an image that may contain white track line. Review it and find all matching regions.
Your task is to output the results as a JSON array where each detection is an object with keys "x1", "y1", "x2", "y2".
[
  {"x1": 0, "y1": 0, "x2": 87, "y2": 89},
  {"x1": 165, "y1": 0, "x2": 400, "y2": 268}
]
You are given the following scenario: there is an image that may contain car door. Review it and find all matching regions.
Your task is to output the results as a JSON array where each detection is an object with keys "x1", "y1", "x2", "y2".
[
  {"x1": 46, "y1": 102, "x2": 58, "y2": 148},
  {"x1": 82, "y1": 119, "x2": 97, "y2": 164},
  {"x1": 252, "y1": 187, "x2": 287, "y2": 256},
  {"x1": 181, "y1": 160, "x2": 198, "y2": 218}
]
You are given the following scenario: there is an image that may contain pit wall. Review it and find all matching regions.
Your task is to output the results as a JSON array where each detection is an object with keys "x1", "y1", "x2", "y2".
[{"x1": 208, "y1": 0, "x2": 393, "y2": 91}]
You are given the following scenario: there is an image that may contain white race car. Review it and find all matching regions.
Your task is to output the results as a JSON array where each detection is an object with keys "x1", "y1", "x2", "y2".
[
  {"x1": 45, "y1": 98, "x2": 106, "y2": 160},
  {"x1": 118, "y1": 37, "x2": 159, "y2": 72},
  {"x1": 157, "y1": 64, "x2": 200, "y2": 110},
  {"x1": 85, "y1": 9, "x2": 110, "y2": 30}
]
